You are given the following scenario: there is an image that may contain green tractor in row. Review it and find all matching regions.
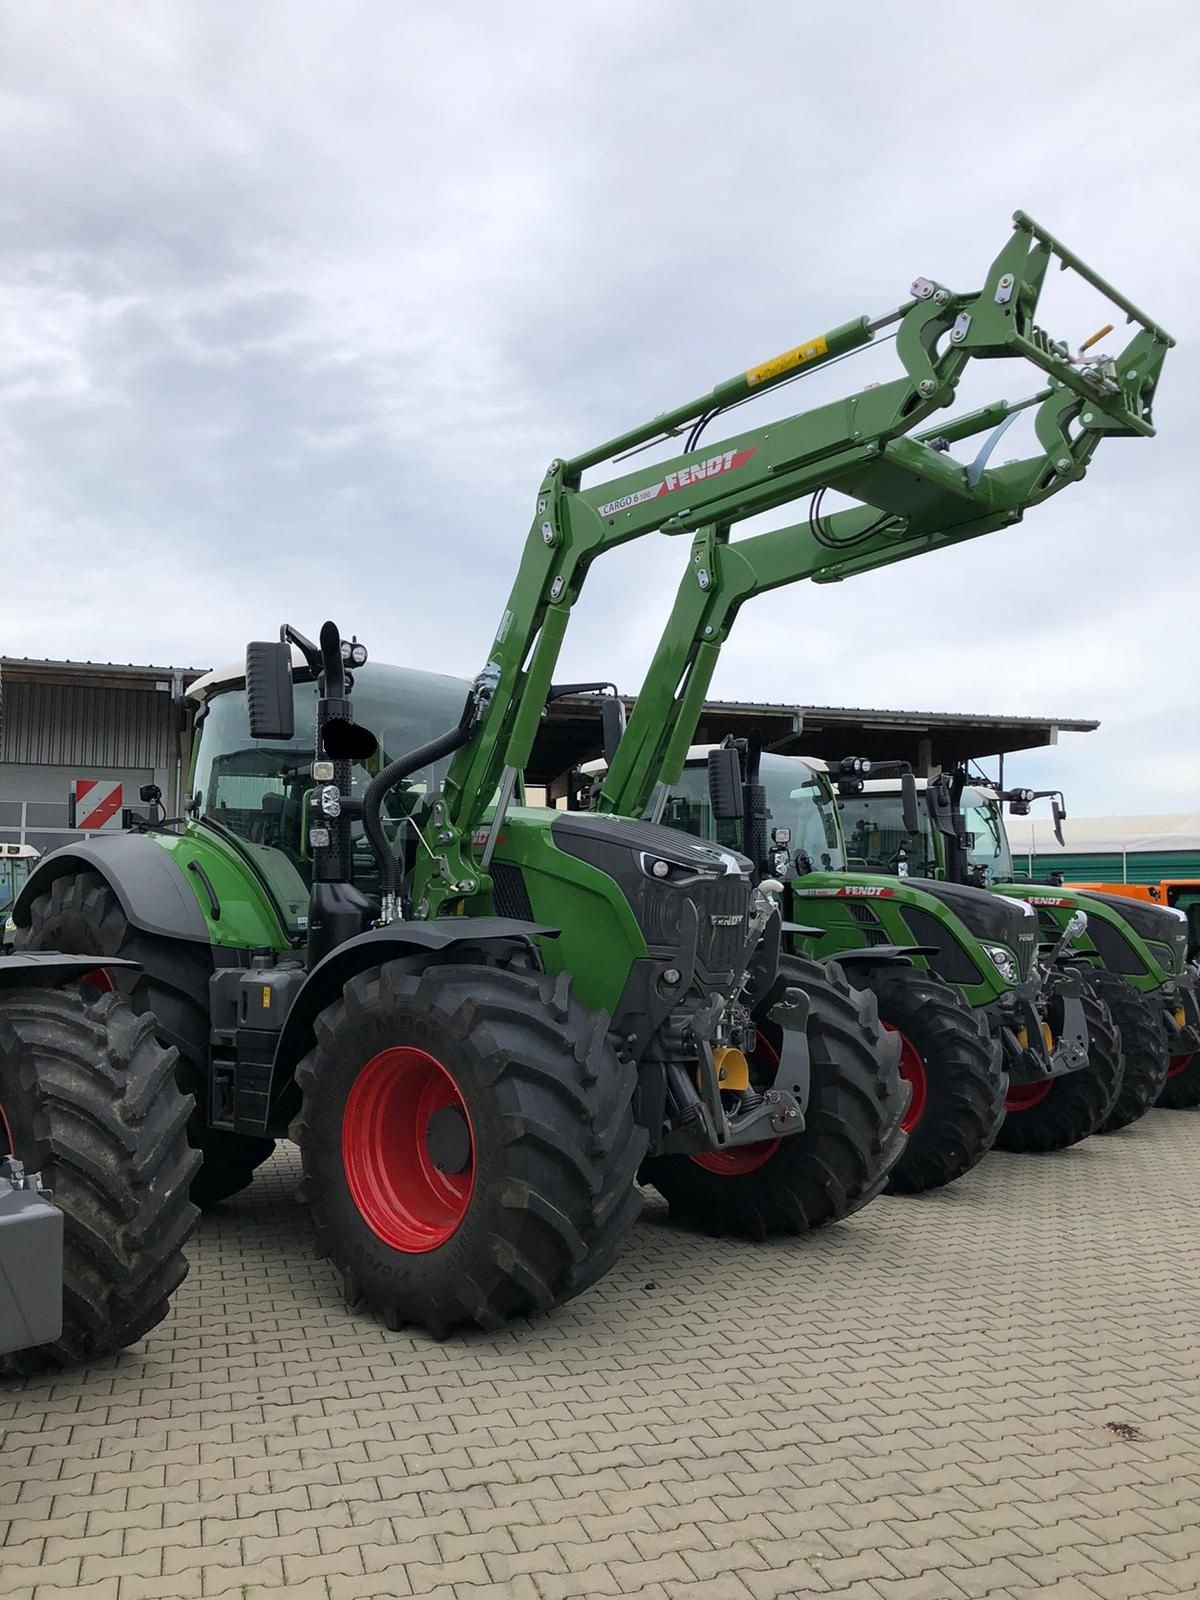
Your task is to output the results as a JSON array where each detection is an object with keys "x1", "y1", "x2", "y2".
[
  {"x1": 12, "y1": 211, "x2": 1170, "y2": 1340},
  {"x1": 854, "y1": 767, "x2": 1200, "y2": 1129},
  {"x1": 582, "y1": 741, "x2": 1116, "y2": 1194}
]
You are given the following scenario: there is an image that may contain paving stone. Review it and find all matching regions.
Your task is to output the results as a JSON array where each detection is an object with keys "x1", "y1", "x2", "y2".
[{"x1": 0, "y1": 1134, "x2": 1198, "y2": 1600}]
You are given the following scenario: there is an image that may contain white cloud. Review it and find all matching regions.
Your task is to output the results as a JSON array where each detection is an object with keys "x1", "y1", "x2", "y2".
[{"x1": 0, "y1": 0, "x2": 1197, "y2": 812}]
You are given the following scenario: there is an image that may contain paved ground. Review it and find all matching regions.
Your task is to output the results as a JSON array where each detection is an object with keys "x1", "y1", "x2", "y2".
[{"x1": 3, "y1": 1109, "x2": 1200, "y2": 1600}]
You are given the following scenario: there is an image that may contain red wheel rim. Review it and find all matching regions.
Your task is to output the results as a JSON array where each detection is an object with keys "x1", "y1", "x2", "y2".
[
  {"x1": 342, "y1": 1046, "x2": 474, "y2": 1252},
  {"x1": 884, "y1": 1023, "x2": 927, "y2": 1134},
  {"x1": 80, "y1": 967, "x2": 113, "y2": 993},
  {"x1": 1005, "y1": 1080, "x2": 1053, "y2": 1112},
  {"x1": 1168, "y1": 1053, "x2": 1195, "y2": 1080},
  {"x1": 0, "y1": 1095, "x2": 14, "y2": 1157},
  {"x1": 691, "y1": 1033, "x2": 781, "y2": 1175}
]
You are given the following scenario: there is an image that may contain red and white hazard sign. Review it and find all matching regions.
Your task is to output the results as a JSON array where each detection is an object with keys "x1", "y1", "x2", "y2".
[{"x1": 72, "y1": 779, "x2": 124, "y2": 831}]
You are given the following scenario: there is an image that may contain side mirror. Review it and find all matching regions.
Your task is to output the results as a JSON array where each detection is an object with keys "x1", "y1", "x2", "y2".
[
  {"x1": 601, "y1": 697, "x2": 626, "y2": 767},
  {"x1": 1051, "y1": 798, "x2": 1066, "y2": 847},
  {"x1": 707, "y1": 745, "x2": 743, "y2": 820},
  {"x1": 901, "y1": 772, "x2": 920, "y2": 837},
  {"x1": 246, "y1": 641, "x2": 295, "y2": 741}
]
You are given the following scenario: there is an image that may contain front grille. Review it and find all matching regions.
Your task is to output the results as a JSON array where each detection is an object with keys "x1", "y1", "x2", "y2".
[
  {"x1": 901, "y1": 905, "x2": 982, "y2": 986},
  {"x1": 638, "y1": 871, "x2": 748, "y2": 974},
  {"x1": 490, "y1": 862, "x2": 534, "y2": 922}
]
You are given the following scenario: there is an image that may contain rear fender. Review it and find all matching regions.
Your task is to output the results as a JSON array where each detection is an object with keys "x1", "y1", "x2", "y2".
[
  {"x1": 12, "y1": 838, "x2": 210, "y2": 943},
  {"x1": 266, "y1": 918, "x2": 557, "y2": 1127},
  {"x1": 0, "y1": 953, "x2": 141, "y2": 990}
]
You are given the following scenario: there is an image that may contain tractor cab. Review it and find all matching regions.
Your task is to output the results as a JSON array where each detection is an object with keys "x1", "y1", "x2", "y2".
[
  {"x1": 185, "y1": 655, "x2": 472, "y2": 927},
  {"x1": 0, "y1": 845, "x2": 40, "y2": 948}
]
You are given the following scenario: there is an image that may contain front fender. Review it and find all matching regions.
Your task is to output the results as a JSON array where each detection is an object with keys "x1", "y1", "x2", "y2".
[{"x1": 266, "y1": 918, "x2": 558, "y2": 1129}]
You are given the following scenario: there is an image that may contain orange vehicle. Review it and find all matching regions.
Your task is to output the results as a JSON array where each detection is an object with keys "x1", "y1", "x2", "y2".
[{"x1": 1068, "y1": 880, "x2": 1200, "y2": 1104}]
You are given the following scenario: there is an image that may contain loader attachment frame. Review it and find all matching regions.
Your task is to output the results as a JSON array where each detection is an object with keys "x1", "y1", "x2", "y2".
[{"x1": 398, "y1": 212, "x2": 1169, "y2": 915}]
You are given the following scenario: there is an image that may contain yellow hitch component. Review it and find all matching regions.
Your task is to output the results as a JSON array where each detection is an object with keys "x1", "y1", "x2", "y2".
[
  {"x1": 705, "y1": 1046, "x2": 750, "y2": 1093},
  {"x1": 1042, "y1": 1020, "x2": 1055, "y2": 1052},
  {"x1": 1175, "y1": 1007, "x2": 1187, "y2": 1028},
  {"x1": 1015, "y1": 1026, "x2": 1029, "y2": 1050}
]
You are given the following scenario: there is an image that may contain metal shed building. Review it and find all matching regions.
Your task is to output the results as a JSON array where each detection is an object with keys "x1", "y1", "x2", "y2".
[{"x1": 0, "y1": 658, "x2": 204, "y2": 854}]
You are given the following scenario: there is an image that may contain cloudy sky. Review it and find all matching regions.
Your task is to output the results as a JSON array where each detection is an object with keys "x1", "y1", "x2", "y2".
[{"x1": 2, "y1": 2, "x2": 1196, "y2": 814}]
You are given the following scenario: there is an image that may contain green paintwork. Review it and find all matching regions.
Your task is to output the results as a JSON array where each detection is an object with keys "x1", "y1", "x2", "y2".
[
  {"x1": 994, "y1": 881, "x2": 1174, "y2": 995},
  {"x1": 786, "y1": 871, "x2": 1010, "y2": 1008},
  {"x1": 147, "y1": 825, "x2": 301, "y2": 952},
  {"x1": 481, "y1": 808, "x2": 649, "y2": 1015},
  {"x1": 406, "y1": 212, "x2": 1167, "y2": 915}
]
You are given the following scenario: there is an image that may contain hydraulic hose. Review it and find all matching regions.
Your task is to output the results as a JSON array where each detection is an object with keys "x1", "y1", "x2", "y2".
[{"x1": 362, "y1": 694, "x2": 477, "y2": 905}]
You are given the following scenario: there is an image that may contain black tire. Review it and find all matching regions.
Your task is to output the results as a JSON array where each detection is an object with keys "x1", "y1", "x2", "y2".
[
  {"x1": 1086, "y1": 970, "x2": 1171, "y2": 1132},
  {"x1": 17, "y1": 869, "x2": 274, "y2": 1208},
  {"x1": 293, "y1": 959, "x2": 646, "y2": 1338},
  {"x1": 0, "y1": 984, "x2": 199, "y2": 1375},
  {"x1": 845, "y1": 966, "x2": 1006, "y2": 1195},
  {"x1": 993, "y1": 983, "x2": 1123, "y2": 1153},
  {"x1": 1157, "y1": 1049, "x2": 1200, "y2": 1109},
  {"x1": 640, "y1": 953, "x2": 907, "y2": 1239}
]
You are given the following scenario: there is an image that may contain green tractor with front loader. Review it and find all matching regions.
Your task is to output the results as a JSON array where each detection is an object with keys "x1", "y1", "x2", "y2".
[
  {"x1": 843, "y1": 767, "x2": 1200, "y2": 1133},
  {"x1": 14, "y1": 211, "x2": 1169, "y2": 1337}
]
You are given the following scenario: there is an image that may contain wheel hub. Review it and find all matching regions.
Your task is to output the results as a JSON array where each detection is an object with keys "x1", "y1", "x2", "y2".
[
  {"x1": 1005, "y1": 1079, "x2": 1053, "y2": 1112},
  {"x1": 424, "y1": 1104, "x2": 471, "y2": 1175}
]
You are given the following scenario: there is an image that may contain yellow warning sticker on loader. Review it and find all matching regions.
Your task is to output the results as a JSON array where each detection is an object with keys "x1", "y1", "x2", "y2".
[{"x1": 746, "y1": 334, "x2": 828, "y2": 388}]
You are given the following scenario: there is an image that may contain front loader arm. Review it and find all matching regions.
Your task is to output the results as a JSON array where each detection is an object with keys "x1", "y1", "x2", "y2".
[{"x1": 414, "y1": 213, "x2": 1170, "y2": 916}]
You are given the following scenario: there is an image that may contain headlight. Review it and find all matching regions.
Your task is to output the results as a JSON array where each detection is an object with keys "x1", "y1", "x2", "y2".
[{"x1": 982, "y1": 944, "x2": 1019, "y2": 984}]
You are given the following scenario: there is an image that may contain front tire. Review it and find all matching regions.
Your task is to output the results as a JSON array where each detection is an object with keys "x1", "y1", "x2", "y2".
[
  {"x1": 640, "y1": 954, "x2": 906, "y2": 1238},
  {"x1": 1087, "y1": 971, "x2": 1170, "y2": 1133},
  {"x1": 1158, "y1": 1049, "x2": 1200, "y2": 1109},
  {"x1": 18, "y1": 869, "x2": 275, "y2": 1208},
  {"x1": 0, "y1": 985, "x2": 199, "y2": 1375},
  {"x1": 294, "y1": 959, "x2": 645, "y2": 1338},
  {"x1": 993, "y1": 982, "x2": 1123, "y2": 1153},
  {"x1": 845, "y1": 966, "x2": 1006, "y2": 1196}
]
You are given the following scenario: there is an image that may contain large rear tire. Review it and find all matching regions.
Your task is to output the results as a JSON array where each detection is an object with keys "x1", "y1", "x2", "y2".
[
  {"x1": 640, "y1": 954, "x2": 906, "y2": 1239},
  {"x1": 17, "y1": 870, "x2": 274, "y2": 1208},
  {"x1": 293, "y1": 959, "x2": 646, "y2": 1338},
  {"x1": 993, "y1": 982, "x2": 1123, "y2": 1153},
  {"x1": 844, "y1": 965, "x2": 1006, "y2": 1196},
  {"x1": 1087, "y1": 970, "x2": 1170, "y2": 1133},
  {"x1": 0, "y1": 985, "x2": 199, "y2": 1375}
]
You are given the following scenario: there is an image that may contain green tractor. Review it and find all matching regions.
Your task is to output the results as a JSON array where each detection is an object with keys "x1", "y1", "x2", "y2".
[
  {"x1": 14, "y1": 211, "x2": 1168, "y2": 1336},
  {"x1": 842, "y1": 768, "x2": 1200, "y2": 1134},
  {"x1": 590, "y1": 741, "x2": 1119, "y2": 1188}
]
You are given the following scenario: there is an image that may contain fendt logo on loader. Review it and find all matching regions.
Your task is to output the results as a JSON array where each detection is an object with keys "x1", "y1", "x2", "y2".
[{"x1": 598, "y1": 447, "x2": 758, "y2": 519}]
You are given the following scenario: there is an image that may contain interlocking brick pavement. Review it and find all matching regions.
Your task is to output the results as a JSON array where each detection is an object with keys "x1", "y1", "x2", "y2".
[{"x1": 4, "y1": 1108, "x2": 1200, "y2": 1599}]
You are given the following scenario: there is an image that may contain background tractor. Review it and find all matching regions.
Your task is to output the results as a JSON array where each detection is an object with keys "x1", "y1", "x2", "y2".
[
  {"x1": 585, "y1": 742, "x2": 1119, "y2": 1177},
  {"x1": 14, "y1": 211, "x2": 1168, "y2": 1335},
  {"x1": 851, "y1": 769, "x2": 1200, "y2": 1131},
  {"x1": 1062, "y1": 879, "x2": 1200, "y2": 1107}
]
